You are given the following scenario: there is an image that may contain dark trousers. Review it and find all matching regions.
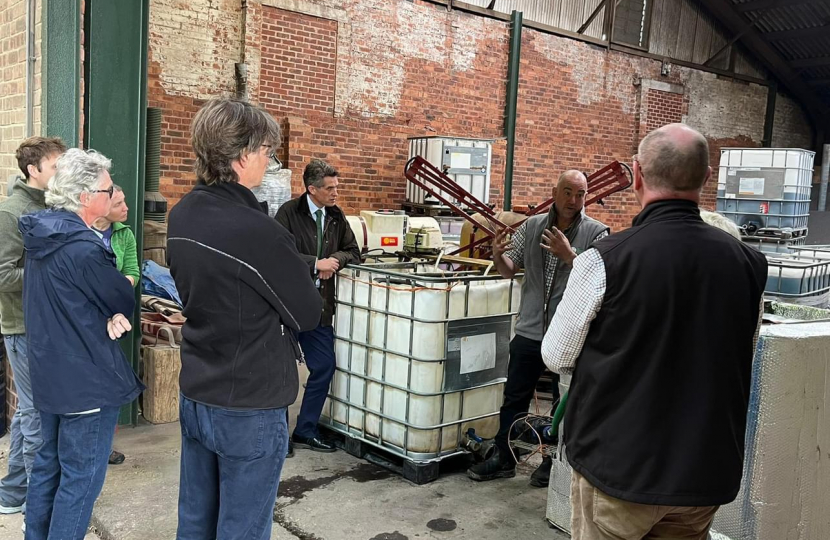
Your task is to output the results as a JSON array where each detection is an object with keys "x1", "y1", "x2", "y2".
[
  {"x1": 25, "y1": 406, "x2": 120, "y2": 540},
  {"x1": 494, "y1": 334, "x2": 559, "y2": 455},
  {"x1": 294, "y1": 324, "x2": 336, "y2": 439},
  {"x1": 176, "y1": 396, "x2": 288, "y2": 540}
]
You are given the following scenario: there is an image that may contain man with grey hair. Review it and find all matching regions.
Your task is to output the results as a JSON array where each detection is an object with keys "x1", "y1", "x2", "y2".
[
  {"x1": 18, "y1": 148, "x2": 142, "y2": 539},
  {"x1": 542, "y1": 124, "x2": 767, "y2": 540},
  {"x1": 276, "y1": 159, "x2": 360, "y2": 456},
  {"x1": 468, "y1": 169, "x2": 609, "y2": 486},
  {"x1": 168, "y1": 98, "x2": 321, "y2": 540}
]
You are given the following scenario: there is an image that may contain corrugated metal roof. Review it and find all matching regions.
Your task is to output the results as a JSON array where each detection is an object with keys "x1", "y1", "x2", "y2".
[{"x1": 729, "y1": 0, "x2": 830, "y2": 113}]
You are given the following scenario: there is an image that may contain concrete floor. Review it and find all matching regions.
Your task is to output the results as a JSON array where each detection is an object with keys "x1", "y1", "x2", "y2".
[{"x1": 0, "y1": 384, "x2": 566, "y2": 540}]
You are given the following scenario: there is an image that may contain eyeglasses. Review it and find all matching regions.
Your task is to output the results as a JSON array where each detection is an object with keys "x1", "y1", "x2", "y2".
[
  {"x1": 262, "y1": 145, "x2": 282, "y2": 172},
  {"x1": 90, "y1": 185, "x2": 114, "y2": 198}
]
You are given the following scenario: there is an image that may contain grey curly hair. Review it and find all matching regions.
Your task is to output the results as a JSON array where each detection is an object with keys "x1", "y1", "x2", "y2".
[{"x1": 46, "y1": 148, "x2": 112, "y2": 213}]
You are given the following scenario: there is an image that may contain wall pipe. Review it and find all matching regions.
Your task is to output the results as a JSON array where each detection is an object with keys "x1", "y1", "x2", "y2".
[
  {"x1": 503, "y1": 10, "x2": 522, "y2": 211},
  {"x1": 25, "y1": 0, "x2": 37, "y2": 137},
  {"x1": 819, "y1": 143, "x2": 829, "y2": 212}
]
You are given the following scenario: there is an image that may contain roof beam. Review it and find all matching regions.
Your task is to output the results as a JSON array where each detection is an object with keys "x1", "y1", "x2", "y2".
[
  {"x1": 791, "y1": 56, "x2": 830, "y2": 69},
  {"x1": 703, "y1": 4, "x2": 782, "y2": 67},
  {"x1": 736, "y1": 0, "x2": 812, "y2": 12},
  {"x1": 697, "y1": 0, "x2": 828, "y2": 123},
  {"x1": 578, "y1": 0, "x2": 609, "y2": 34},
  {"x1": 764, "y1": 24, "x2": 830, "y2": 42}
]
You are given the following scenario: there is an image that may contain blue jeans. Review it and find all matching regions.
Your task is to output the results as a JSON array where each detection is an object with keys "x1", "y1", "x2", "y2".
[
  {"x1": 0, "y1": 334, "x2": 42, "y2": 507},
  {"x1": 176, "y1": 396, "x2": 288, "y2": 540},
  {"x1": 295, "y1": 324, "x2": 336, "y2": 439},
  {"x1": 25, "y1": 406, "x2": 119, "y2": 540}
]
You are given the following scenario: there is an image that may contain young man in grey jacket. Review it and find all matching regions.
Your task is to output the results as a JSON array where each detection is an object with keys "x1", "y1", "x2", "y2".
[
  {"x1": 0, "y1": 136, "x2": 66, "y2": 513},
  {"x1": 467, "y1": 170, "x2": 609, "y2": 486}
]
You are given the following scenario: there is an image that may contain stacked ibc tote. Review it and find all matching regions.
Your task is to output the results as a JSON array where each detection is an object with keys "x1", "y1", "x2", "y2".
[
  {"x1": 716, "y1": 148, "x2": 830, "y2": 307},
  {"x1": 716, "y1": 148, "x2": 813, "y2": 252}
]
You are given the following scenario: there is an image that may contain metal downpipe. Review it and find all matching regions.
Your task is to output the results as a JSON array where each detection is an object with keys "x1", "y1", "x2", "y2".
[{"x1": 503, "y1": 10, "x2": 522, "y2": 212}]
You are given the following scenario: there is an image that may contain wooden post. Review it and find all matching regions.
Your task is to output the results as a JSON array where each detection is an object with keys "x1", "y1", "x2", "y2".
[{"x1": 140, "y1": 329, "x2": 181, "y2": 424}]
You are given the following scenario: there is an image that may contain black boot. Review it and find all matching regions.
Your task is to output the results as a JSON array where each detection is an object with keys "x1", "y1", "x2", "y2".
[
  {"x1": 467, "y1": 447, "x2": 516, "y2": 481},
  {"x1": 529, "y1": 455, "x2": 552, "y2": 488},
  {"x1": 108, "y1": 450, "x2": 125, "y2": 465}
]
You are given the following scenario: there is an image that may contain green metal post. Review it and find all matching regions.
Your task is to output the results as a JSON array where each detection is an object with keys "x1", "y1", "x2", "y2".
[
  {"x1": 84, "y1": 0, "x2": 150, "y2": 426},
  {"x1": 504, "y1": 10, "x2": 523, "y2": 211},
  {"x1": 43, "y1": 0, "x2": 82, "y2": 145}
]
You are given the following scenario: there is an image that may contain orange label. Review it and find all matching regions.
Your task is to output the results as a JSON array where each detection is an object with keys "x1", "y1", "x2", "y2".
[{"x1": 381, "y1": 237, "x2": 399, "y2": 246}]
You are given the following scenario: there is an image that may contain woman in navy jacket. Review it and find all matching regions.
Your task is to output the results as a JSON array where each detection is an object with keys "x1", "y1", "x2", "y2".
[{"x1": 19, "y1": 148, "x2": 143, "y2": 540}]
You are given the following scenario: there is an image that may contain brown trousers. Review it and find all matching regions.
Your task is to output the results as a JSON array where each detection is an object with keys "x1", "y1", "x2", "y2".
[{"x1": 571, "y1": 471, "x2": 719, "y2": 540}]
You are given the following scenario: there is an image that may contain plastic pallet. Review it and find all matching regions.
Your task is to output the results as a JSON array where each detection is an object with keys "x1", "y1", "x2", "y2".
[{"x1": 320, "y1": 424, "x2": 446, "y2": 485}]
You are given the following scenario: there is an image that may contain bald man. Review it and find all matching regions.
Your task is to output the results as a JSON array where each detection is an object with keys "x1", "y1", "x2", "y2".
[
  {"x1": 542, "y1": 124, "x2": 768, "y2": 540},
  {"x1": 468, "y1": 170, "x2": 609, "y2": 486}
]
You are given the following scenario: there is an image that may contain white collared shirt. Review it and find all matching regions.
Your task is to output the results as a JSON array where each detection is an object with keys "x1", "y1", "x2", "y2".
[{"x1": 307, "y1": 194, "x2": 326, "y2": 222}]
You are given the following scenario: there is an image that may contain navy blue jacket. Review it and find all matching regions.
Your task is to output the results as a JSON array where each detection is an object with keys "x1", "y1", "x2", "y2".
[{"x1": 19, "y1": 209, "x2": 144, "y2": 414}]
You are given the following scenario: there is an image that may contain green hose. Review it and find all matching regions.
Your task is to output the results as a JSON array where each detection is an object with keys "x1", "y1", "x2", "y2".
[{"x1": 550, "y1": 390, "x2": 569, "y2": 440}]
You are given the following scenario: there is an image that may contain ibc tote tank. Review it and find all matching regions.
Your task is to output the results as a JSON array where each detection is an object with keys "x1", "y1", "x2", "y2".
[
  {"x1": 321, "y1": 262, "x2": 521, "y2": 461},
  {"x1": 716, "y1": 148, "x2": 814, "y2": 239}
]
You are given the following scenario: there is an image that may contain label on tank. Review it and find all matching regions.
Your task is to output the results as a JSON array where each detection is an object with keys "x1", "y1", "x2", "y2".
[
  {"x1": 444, "y1": 316, "x2": 511, "y2": 391},
  {"x1": 460, "y1": 333, "x2": 497, "y2": 374},
  {"x1": 725, "y1": 168, "x2": 786, "y2": 199},
  {"x1": 739, "y1": 178, "x2": 765, "y2": 196},
  {"x1": 442, "y1": 145, "x2": 489, "y2": 174}
]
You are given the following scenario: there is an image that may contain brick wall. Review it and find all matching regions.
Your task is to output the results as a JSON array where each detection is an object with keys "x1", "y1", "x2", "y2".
[
  {"x1": 645, "y1": 89, "x2": 686, "y2": 133},
  {"x1": 145, "y1": 0, "x2": 815, "y2": 232},
  {"x1": 147, "y1": 0, "x2": 243, "y2": 202},
  {"x1": 260, "y1": 9, "x2": 338, "y2": 115},
  {"x1": 0, "y1": 0, "x2": 43, "y2": 195},
  {"x1": 254, "y1": 2, "x2": 509, "y2": 206}
]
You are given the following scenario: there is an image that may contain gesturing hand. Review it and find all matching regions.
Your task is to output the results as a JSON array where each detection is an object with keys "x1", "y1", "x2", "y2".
[
  {"x1": 492, "y1": 227, "x2": 513, "y2": 260},
  {"x1": 541, "y1": 227, "x2": 576, "y2": 265}
]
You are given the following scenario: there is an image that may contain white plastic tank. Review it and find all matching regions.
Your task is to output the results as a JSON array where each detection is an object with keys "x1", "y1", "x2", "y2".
[
  {"x1": 322, "y1": 263, "x2": 522, "y2": 459},
  {"x1": 717, "y1": 148, "x2": 815, "y2": 237},
  {"x1": 346, "y1": 210, "x2": 441, "y2": 256},
  {"x1": 407, "y1": 137, "x2": 493, "y2": 208},
  {"x1": 765, "y1": 255, "x2": 830, "y2": 308}
]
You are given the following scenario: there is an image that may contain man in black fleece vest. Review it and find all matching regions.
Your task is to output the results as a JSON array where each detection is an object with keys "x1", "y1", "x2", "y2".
[
  {"x1": 167, "y1": 99, "x2": 321, "y2": 540},
  {"x1": 542, "y1": 123, "x2": 767, "y2": 540}
]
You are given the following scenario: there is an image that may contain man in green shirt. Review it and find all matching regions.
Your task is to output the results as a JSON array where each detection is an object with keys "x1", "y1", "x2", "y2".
[
  {"x1": 0, "y1": 136, "x2": 66, "y2": 513},
  {"x1": 92, "y1": 185, "x2": 139, "y2": 465},
  {"x1": 93, "y1": 185, "x2": 139, "y2": 287}
]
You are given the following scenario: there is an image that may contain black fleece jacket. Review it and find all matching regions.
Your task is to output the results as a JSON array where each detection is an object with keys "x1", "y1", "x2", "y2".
[{"x1": 168, "y1": 181, "x2": 322, "y2": 409}]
